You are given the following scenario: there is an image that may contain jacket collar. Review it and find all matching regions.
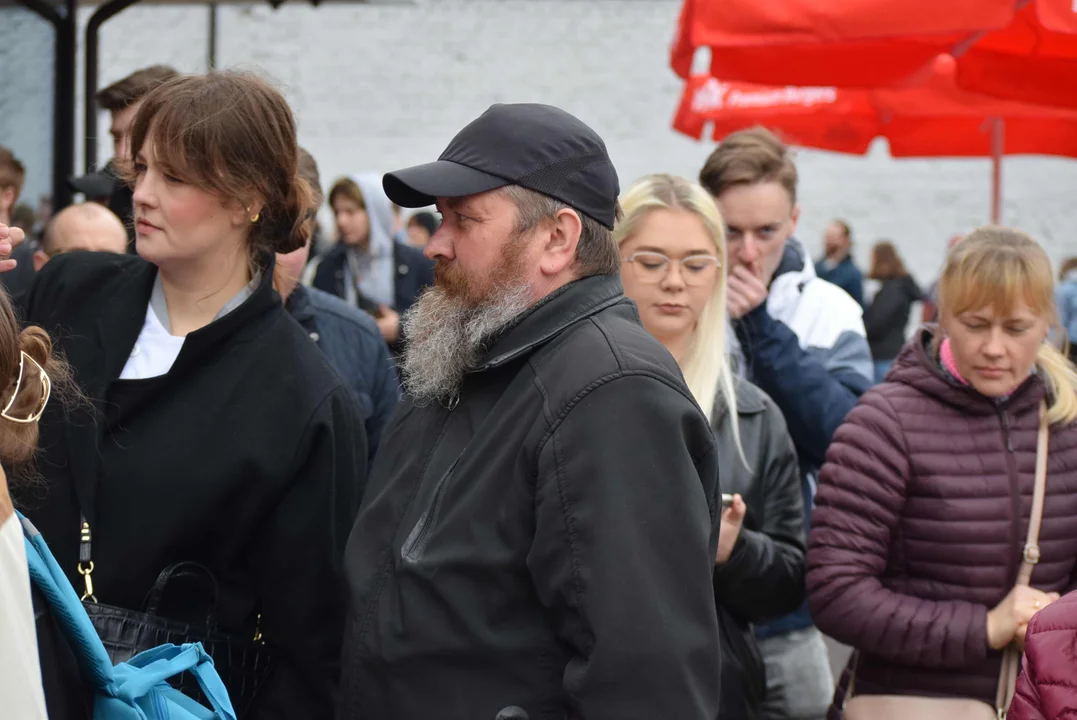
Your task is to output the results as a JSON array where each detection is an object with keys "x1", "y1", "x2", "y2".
[
  {"x1": 712, "y1": 375, "x2": 768, "y2": 424},
  {"x1": 285, "y1": 283, "x2": 315, "y2": 324},
  {"x1": 476, "y1": 274, "x2": 625, "y2": 371},
  {"x1": 94, "y1": 255, "x2": 282, "y2": 387}
]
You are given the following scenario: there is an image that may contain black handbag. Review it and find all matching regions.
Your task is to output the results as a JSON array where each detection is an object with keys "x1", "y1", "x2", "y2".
[{"x1": 77, "y1": 517, "x2": 274, "y2": 717}]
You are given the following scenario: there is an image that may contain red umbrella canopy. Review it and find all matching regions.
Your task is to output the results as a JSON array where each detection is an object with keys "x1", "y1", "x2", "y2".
[
  {"x1": 956, "y1": 2, "x2": 1077, "y2": 109},
  {"x1": 671, "y1": 0, "x2": 1077, "y2": 107},
  {"x1": 673, "y1": 56, "x2": 1077, "y2": 159}
]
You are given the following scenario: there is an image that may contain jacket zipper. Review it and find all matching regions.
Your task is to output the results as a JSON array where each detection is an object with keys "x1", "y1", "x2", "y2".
[
  {"x1": 400, "y1": 458, "x2": 460, "y2": 563},
  {"x1": 997, "y1": 402, "x2": 1021, "y2": 585}
]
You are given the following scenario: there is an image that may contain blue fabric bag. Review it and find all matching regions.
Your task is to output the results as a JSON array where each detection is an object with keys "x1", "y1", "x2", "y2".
[{"x1": 20, "y1": 513, "x2": 237, "y2": 720}]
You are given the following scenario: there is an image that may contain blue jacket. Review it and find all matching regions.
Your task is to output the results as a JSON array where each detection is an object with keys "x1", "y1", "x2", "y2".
[
  {"x1": 733, "y1": 239, "x2": 873, "y2": 638},
  {"x1": 1057, "y1": 273, "x2": 1077, "y2": 348},
  {"x1": 815, "y1": 254, "x2": 864, "y2": 307},
  {"x1": 286, "y1": 284, "x2": 400, "y2": 462}
]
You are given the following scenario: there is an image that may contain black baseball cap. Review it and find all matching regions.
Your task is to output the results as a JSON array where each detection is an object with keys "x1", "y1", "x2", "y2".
[
  {"x1": 383, "y1": 103, "x2": 620, "y2": 229},
  {"x1": 67, "y1": 170, "x2": 116, "y2": 200}
]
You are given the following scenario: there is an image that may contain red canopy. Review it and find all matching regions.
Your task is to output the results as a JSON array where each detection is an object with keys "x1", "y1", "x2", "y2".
[
  {"x1": 671, "y1": 0, "x2": 1077, "y2": 107},
  {"x1": 673, "y1": 56, "x2": 1077, "y2": 220}
]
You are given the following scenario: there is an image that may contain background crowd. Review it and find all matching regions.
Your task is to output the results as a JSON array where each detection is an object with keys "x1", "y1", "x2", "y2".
[{"x1": 0, "y1": 59, "x2": 1075, "y2": 720}]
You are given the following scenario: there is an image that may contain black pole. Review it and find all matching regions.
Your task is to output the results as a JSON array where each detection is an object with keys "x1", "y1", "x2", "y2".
[
  {"x1": 85, "y1": 0, "x2": 142, "y2": 174},
  {"x1": 53, "y1": 0, "x2": 77, "y2": 210},
  {"x1": 208, "y1": 3, "x2": 218, "y2": 70}
]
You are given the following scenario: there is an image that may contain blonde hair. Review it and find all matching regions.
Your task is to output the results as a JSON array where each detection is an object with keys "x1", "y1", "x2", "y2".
[
  {"x1": 938, "y1": 225, "x2": 1077, "y2": 425},
  {"x1": 615, "y1": 174, "x2": 746, "y2": 464}
]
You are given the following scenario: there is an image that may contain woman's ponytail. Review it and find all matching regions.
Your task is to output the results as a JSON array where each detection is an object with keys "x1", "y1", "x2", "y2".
[{"x1": 1037, "y1": 341, "x2": 1077, "y2": 425}]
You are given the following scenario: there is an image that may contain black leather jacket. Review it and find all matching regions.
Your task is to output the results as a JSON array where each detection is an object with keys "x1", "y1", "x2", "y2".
[{"x1": 712, "y1": 377, "x2": 806, "y2": 719}]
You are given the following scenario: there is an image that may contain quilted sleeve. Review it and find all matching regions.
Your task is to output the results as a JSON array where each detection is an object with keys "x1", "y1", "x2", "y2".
[
  {"x1": 1008, "y1": 654, "x2": 1046, "y2": 720},
  {"x1": 806, "y1": 390, "x2": 990, "y2": 669},
  {"x1": 1008, "y1": 594, "x2": 1077, "y2": 720}
]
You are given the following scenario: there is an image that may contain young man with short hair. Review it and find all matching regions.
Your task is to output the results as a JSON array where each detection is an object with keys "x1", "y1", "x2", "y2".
[
  {"x1": 700, "y1": 126, "x2": 873, "y2": 720},
  {"x1": 70, "y1": 65, "x2": 179, "y2": 249}
]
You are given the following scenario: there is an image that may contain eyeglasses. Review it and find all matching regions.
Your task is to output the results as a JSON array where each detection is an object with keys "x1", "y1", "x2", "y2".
[
  {"x1": 1, "y1": 351, "x2": 52, "y2": 424},
  {"x1": 622, "y1": 251, "x2": 721, "y2": 286}
]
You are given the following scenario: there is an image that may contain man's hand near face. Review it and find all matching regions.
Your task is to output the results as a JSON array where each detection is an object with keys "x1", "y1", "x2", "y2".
[{"x1": 727, "y1": 258, "x2": 769, "y2": 319}]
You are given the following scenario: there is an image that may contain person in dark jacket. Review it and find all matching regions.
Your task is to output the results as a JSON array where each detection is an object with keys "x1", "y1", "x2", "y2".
[
  {"x1": 311, "y1": 173, "x2": 434, "y2": 349},
  {"x1": 700, "y1": 126, "x2": 873, "y2": 720},
  {"x1": 12, "y1": 72, "x2": 366, "y2": 719},
  {"x1": 863, "y1": 240, "x2": 922, "y2": 382},
  {"x1": 1009, "y1": 590, "x2": 1077, "y2": 720},
  {"x1": 617, "y1": 173, "x2": 805, "y2": 719},
  {"x1": 815, "y1": 220, "x2": 863, "y2": 307},
  {"x1": 339, "y1": 104, "x2": 723, "y2": 720},
  {"x1": 807, "y1": 226, "x2": 1077, "y2": 718},
  {"x1": 276, "y1": 148, "x2": 399, "y2": 461}
]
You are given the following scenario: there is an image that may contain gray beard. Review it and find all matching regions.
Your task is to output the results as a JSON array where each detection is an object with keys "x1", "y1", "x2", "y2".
[{"x1": 399, "y1": 282, "x2": 533, "y2": 406}]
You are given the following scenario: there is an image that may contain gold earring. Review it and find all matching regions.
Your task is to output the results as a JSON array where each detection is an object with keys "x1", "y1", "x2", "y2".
[{"x1": 250, "y1": 212, "x2": 260, "y2": 223}]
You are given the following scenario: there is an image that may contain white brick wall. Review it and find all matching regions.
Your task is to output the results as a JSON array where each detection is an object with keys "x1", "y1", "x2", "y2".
[{"x1": 2, "y1": 0, "x2": 1075, "y2": 283}]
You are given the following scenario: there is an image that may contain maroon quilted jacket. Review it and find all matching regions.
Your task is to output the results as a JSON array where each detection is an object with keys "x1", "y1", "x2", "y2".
[
  {"x1": 1009, "y1": 589, "x2": 1077, "y2": 720},
  {"x1": 807, "y1": 328, "x2": 1077, "y2": 711}
]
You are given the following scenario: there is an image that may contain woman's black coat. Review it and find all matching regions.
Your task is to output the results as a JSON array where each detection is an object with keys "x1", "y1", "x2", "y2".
[
  {"x1": 711, "y1": 377, "x2": 806, "y2": 719},
  {"x1": 15, "y1": 251, "x2": 366, "y2": 719},
  {"x1": 865, "y1": 275, "x2": 923, "y2": 362}
]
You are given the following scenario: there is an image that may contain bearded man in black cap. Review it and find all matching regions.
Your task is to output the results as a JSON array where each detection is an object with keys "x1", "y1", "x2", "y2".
[{"x1": 339, "y1": 104, "x2": 722, "y2": 720}]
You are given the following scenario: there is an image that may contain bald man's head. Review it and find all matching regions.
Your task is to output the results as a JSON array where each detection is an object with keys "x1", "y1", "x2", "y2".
[{"x1": 36, "y1": 203, "x2": 128, "y2": 271}]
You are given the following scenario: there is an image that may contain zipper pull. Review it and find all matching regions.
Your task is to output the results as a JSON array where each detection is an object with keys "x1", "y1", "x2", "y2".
[{"x1": 1001, "y1": 411, "x2": 1014, "y2": 453}]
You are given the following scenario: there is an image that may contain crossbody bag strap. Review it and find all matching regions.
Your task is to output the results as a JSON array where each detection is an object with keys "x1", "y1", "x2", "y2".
[{"x1": 995, "y1": 400, "x2": 1050, "y2": 718}]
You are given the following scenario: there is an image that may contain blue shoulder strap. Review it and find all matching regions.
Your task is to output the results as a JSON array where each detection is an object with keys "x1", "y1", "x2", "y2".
[{"x1": 18, "y1": 511, "x2": 116, "y2": 690}]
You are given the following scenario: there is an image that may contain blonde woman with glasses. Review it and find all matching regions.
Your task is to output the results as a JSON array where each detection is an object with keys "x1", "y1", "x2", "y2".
[{"x1": 617, "y1": 174, "x2": 805, "y2": 719}]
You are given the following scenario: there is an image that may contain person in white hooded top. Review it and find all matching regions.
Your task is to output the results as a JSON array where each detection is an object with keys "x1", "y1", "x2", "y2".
[{"x1": 312, "y1": 173, "x2": 434, "y2": 349}]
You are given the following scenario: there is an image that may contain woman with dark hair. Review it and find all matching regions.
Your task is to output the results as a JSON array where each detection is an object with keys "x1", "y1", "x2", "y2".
[
  {"x1": 864, "y1": 241, "x2": 922, "y2": 382},
  {"x1": 7, "y1": 71, "x2": 366, "y2": 718}
]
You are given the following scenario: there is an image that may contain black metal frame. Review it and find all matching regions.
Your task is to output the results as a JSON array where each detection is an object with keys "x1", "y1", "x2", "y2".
[
  {"x1": 85, "y1": 0, "x2": 144, "y2": 174},
  {"x1": 15, "y1": 0, "x2": 77, "y2": 209},
  {"x1": 12, "y1": 0, "x2": 329, "y2": 211}
]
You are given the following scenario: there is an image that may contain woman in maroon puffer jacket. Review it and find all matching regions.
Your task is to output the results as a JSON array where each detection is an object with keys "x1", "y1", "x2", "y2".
[
  {"x1": 807, "y1": 226, "x2": 1077, "y2": 718},
  {"x1": 1009, "y1": 589, "x2": 1077, "y2": 719}
]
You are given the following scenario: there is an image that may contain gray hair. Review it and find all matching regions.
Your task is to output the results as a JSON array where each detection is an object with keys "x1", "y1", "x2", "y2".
[{"x1": 497, "y1": 185, "x2": 621, "y2": 277}]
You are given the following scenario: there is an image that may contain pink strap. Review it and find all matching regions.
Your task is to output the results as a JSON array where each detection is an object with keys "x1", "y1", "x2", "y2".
[{"x1": 940, "y1": 337, "x2": 968, "y2": 385}]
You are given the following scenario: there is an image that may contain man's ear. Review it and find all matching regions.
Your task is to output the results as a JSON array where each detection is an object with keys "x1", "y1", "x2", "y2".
[
  {"x1": 790, "y1": 203, "x2": 801, "y2": 233},
  {"x1": 538, "y1": 208, "x2": 582, "y2": 276},
  {"x1": 33, "y1": 250, "x2": 49, "y2": 273}
]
